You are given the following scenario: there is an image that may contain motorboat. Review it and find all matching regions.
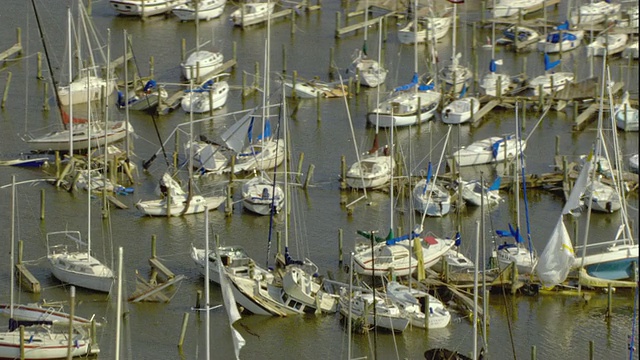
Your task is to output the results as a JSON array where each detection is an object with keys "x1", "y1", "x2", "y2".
[
  {"x1": 110, "y1": 0, "x2": 187, "y2": 16},
  {"x1": 441, "y1": 96, "x2": 480, "y2": 124},
  {"x1": 570, "y1": 0, "x2": 621, "y2": 26},
  {"x1": 173, "y1": 0, "x2": 226, "y2": 21},
  {"x1": 449, "y1": 135, "x2": 526, "y2": 167},
  {"x1": 587, "y1": 33, "x2": 629, "y2": 57}
]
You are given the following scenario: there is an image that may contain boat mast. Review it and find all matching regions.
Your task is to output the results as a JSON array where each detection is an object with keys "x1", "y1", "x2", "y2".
[
  {"x1": 68, "y1": 8, "x2": 74, "y2": 155},
  {"x1": 87, "y1": 73, "x2": 92, "y2": 262},
  {"x1": 10, "y1": 176, "x2": 15, "y2": 318}
]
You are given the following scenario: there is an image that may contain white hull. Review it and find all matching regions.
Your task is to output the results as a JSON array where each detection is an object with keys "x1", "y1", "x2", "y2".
[
  {"x1": 412, "y1": 181, "x2": 451, "y2": 217},
  {"x1": 397, "y1": 17, "x2": 451, "y2": 44},
  {"x1": 338, "y1": 289, "x2": 409, "y2": 332},
  {"x1": 587, "y1": 33, "x2": 628, "y2": 56},
  {"x1": 25, "y1": 121, "x2": 133, "y2": 152},
  {"x1": 570, "y1": 1, "x2": 621, "y2": 25},
  {"x1": 460, "y1": 180, "x2": 501, "y2": 206},
  {"x1": 110, "y1": 0, "x2": 186, "y2": 16},
  {"x1": 497, "y1": 245, "x2": 537, "y2": 275},
  {"x1": 181, "y1": 51, "x2": 224, "y2": 80},
  {"x1": 349, "y1": 55, "x2": 387, "y2": 88},
  {"x1": 441, "y1": 97, "x2": 480, "y2": 124},
  {"x1": 57, "y1": 76, "x2": 115, "y2": 106},
  {"x1": 450, "y1": 135, "x2": 526, "y2": 167},
  {"x1": 369, "y1": 90, "x2": 441, "y2": 127},
  {"x1": 537, "y1": 31, "x2": 584, "y2": 53},
  {"x1": 0, "y1": 304, "x2": 94, "y2": 325},
  {"x1": 48, "y1": 250, "x2": 114, "y2": 293},
  {"x1": 173, "y1": 0, "x2": 226, "y2": 21},
  {"x1": 0, "y1": 331, "x2": 91, "y2": 360},
  {"x1": 234, "y1": 138, "x2": 285, "y2": 173},
  {"x1": 230, "y1": 2, "x2": 275, "y2": 26},
  {"x1": 136, "y1": 194, "x2": 225, "y2": 216},
  {"x1": 241, "y1": 176, "x2": 284, "y2": 215},
  {"x1": 480, "y1": 72, "x2": 512, "y2": 96},
  {"x1": 529, "y1": 72, "x2": 574, "y2": 96},
  {"x1": 190, "y1": 246, "x2": 273, "y2": 285},
  {"x1": 345, "y1": 153, "x2": 395, "y2": 190},
  {"x1": 181, "y1": 81, "x2": 229, "y2": 113},
  {"x1": 492, "y1": 0, "x2": 545, "y2": 17}
]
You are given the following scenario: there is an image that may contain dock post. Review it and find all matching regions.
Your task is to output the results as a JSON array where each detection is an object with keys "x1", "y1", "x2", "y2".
[
  {"x1": 67, "y1": 286, "x2": 75, "y2": 360},
  {"x1": 573, "y1": 101, "x2": 578, "y2": 121},
  {"x1": 555, "y1": 135, "x2": 560, "y2": 157},
  {"x1": 43, "y1": 83, "x2": 49, "y2": 111},
  {"x1": 195, "y1": 290, "x2": 202, "y2": 311},
  {"x1": 589, "y1": 340, "x2": 594, "y2": 360},
  {"x1": 497, "y1": 76, "x2": 502, "y2": 102},
  {"x1": 282, "y1": 45, "x2": 287, "y2": 75},
  {"x1": 338, "y1": 229, "x2": 343, "y2": 264},
  {"x1": 177, "y1": 312, "x2": 190, "y2": 349},
  {"x1": 335, "y1": 12, "x2": 341, "y2": 38},
  {"x1": 1, "y1": 72, "x2": 12, "y2": 109},
  {"x1": 303, "y1": 164, "x2": 314, "y2": 189},
  {"x1": 538, "y1": 85, "x2": 543, "y2": 108},
  {"x1": 277, "y1": 231, "x2": 282, "y2": 254},
  {"x1": 225, "y1": 184, "x2": 233, "y2": 217},
  {"x1": 340, "y1": 155, "x2": 347, "y2": 190},
  {"x1": 296, "y1": 153, "x2": 304, "y2": 184},
  {"x1": 606, "y1": 283, "x2": 612, "y2": 318},
  {"x1": 181, "y1": 39, "x2": 186, "y2": 63},
  {"x1": 19, "y1": 325, "x2": 25, "y2": 359},
  {"x1": 291, "y1": 10, "x2": 296, "y2": 35},
  {"x1": 531, "y1": 345, "x2": 537, "y2": 360},
  {"x1": 481, "y1": 1, "x2": 486, "y2": 24},
  {"x1": 317, "y1": 92, "x2": 322, "y2": 122},
  {"x1": 149, "y1": 56, "x2": 154, "y2": 79},
  {"x1": 151, "y1": 234, "x2": 157, "y2": 259},
  {"x1": 37, "y1": 52, "x2": 43, "y2": 80},
  {"x1": 292, "y1": 70, "x2": 298, "y2": 99},
  {"x1": 522, "y1": 100, "x2": 527, "y2": 132},
  {"x1": 242, "y1": 71, "x2": 247, "y2": 97},
  {"x1": 40, "y1": 189, "x2": 45, "y2": 220},
  {"x1": 329, "y1": 47, "x2": 335, "y2": 78}
]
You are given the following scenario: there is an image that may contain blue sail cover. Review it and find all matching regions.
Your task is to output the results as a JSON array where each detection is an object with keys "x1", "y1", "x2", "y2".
[
  {"x1": 257, "y1": 120, "x2": 271, "y2": 141},
  {"x1": 496, "y1": 223, "x2": 524, "y2": 244},
  {"x1": 489, "y1": 59, "x2": 497, "y2": 73},
  {"x1": 488, "y1": 176, "x2": 502, "y2": 191},
  {"x1": 454, "y1": 232, "x2": 461, "y2": 246},
  {"x1": 247, "y1": 117, "x2": 255, "y2": 143},
  {"x1": 422, "y1": 162, "x2": 433, "y2": 196},
  {"x1": 544, "y1": 53, "x2": 561, "y2": 72},
  {"x1": 394, "y1": 73, "x2": 419, "y2": 92},
  {"x1": 143, "y1": 79, "x2": 157, "y2": 92},
  {"x1": 491, "y1": 138, "x2": 504, "y2": 159},
  {"x1": 546, "y1": 32, "x2": 577, "y2": 44},
  {"x1": 555, "y1": 20, "x2": 570, "y2": 31},
  {"x1": 418, "y1": 83, "x2": 435, "y2": 91},
  {"x1": 385, "y1": 230, "x2": 421, "y2": 245}
]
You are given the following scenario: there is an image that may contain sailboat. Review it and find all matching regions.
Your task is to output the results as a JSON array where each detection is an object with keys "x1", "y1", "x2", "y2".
[
  {"x1": 570, "y1": 0, "x2": 621, "y2": 26},
  {"x1": 368, "y1": 0, "x2": 441, "y2": 128},
  {"x1": 24, "y1": 4, "x2": 134, "y2": 153},
  {"x1": 240, "y1": 19, "x2": 285, "y2": 217},
  {"x1": 0, "y1": 176, "x2": 93, "y2": 359},
  {"x1": 413, "y1": 161, "x2": 452, "y2": 217},
  {"x1": 495, "y1": 107, "x2": 537, "y2": 275},
  {"x1": 46, "y1": 82, "x2": 115, "y2": 293},
  {"x1": 173, "y1": 0, "x2": 226, "y2": 21},
  {"x1": 347, "y1": 0, "x2": 387, "y2": 88},
  {"x1": 385, "y1": 280, "x2": 451, "y2": 329},
  {"x1": 537, "y1": 20, "x2": 584, "y2": 54},
  {"x1": 397, "y1": 4, "x2": 452, "y2": 44},
  {"x1": 439, "y1": 0, "x2": 472, "y2": 93},
  {"x1": 479, "y1": 15, "x2": 512, "y2": 96},
  {"x1": 441, "y1": 84, "x2": 480, "y2": 125},
  {"x1": 613, "y1": 91, "x2": 639, "y2": 132},
  {"x1": 528, "y1": 54, "x2": 575, "y2": 96},
  {"x1": 181, "y1": 14, "x2": 225, "y2": 81},
  {"x1": 181, "y1": 73, "x2": 230, "y2": 113}
]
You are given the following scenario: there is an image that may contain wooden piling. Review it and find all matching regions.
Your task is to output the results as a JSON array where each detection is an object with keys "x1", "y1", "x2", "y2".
[
  {"x1": 225, "y1": 184, "x2": 233, "y2": 217},
  {"x1": 37, "y1": 52, "x2": 43, "y2": 80},
  {"x1": 338, "y1": 229, "x2": 343, "y2": 264},
  {"x1": 282, "y1": 45, "x2": 287, "y2": 74},
  {"x1": 296, "y1": 153, "x2": 304, "y2": 184},
  {"x1": 340, "y1": 155, "x2": 347, "y2": 190},
  {"x1": 177, "y1": 312, "x2": 190, "y2": 348},
  {"x1": 40, "y1": 189, "x2": 45, "y2": 220},
  {"x1": 303, "y1": 164, "x2": 314, "y2": 189},
  {"x1": 43, "y1": 83, "x2": 49, "y2": 111},
  {"x1": 317, "y1": 92, "x2": 321, "y2": 122},
  {"x1": 2, "y1": 72, "x2": 12, "y2": 109}
]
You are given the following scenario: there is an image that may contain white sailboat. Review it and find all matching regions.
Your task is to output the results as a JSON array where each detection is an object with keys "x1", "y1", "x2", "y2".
[
  {"x1": 110, "y1": 0, "x2": 187, "y2": 16},
  {"x1": 537, "y1": 21, "x2": 584, "y2": 54},
  {"x1": 614, "y1": 91, "x2": 639, "y2": 132},
  {"x1": 480, "y1": 17, "x2": 512, "y2": 97},
  {"x1": 587, "y1": 32, "x2": 629, "y2": 57},
  {"x1": 181, "y1": 15, "x2": 225, "y2": 81},
  {"x1": 173, "y1": 0, "x2": 226, "y2": 21},
  {"x1": 439, "y1": 0, "x2": 472, "y2": 93},
  {"x1": 413, "y1": 160, "x2": 452, "y2": 217},
  {"x1": 397, "y1": 9, "x2": 452, "y2": 44},
  {"x1": 338, "y1": 288, "x2": 410, "y2": 332},
  {"x1": 368, "y1": 0, "x2": 441, "y2": 128},
  {"x1": 181, "y1": 73, "x2": 230, "y2": 113},
  {"x1": 230, "y1": 1, "x2": 276, "y2": 27},
  {"x1": 0, "y1": 176, "x2": 93, "y2": 359},
  {"x1": 528, "y1": 54, "x2": 574, "y2": 96},
  {"x1": 386, "y1": 281, "x2": 451, "y2": 329},
  {"x1": 441, "y1": 85, "x2": 480, "y2": 124},
  {"x1": 347, "y1": 1, "x2": 387, "y2": 88},
  {"x1": 570, "y1": 0, "x2": 621, "y2": 26}
]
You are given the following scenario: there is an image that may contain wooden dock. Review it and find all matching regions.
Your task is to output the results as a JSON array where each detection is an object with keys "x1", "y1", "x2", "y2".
[
  {"x1": 471, "y1": 99, "x2": 500, "y2": 125},
  {"x1": 335, "y1": 12, "x2": 395, "y2": 38},
  {"x1": 0, "y1": 28, "x2": 22, "y2": 62},
  {"x1": 238, "y1": 8, "x2": 293, "y2": 28}
]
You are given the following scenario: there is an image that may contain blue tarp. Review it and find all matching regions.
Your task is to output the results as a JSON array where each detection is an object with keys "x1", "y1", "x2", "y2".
[
  {"x1": 394, "y1": 73, "x2": 419, "y2": 92},
  {"x1": 489, "y1": 59, "x2": 497, "y2": 73},
  {"x1": 496, "y1": 223, "x2": 524, "y2": 244},
  {"x1": 488, "y1": 176, "x2": 502, "y2": 191},
  {"x1": 143, "y1": 79, "x2": 157, "y2": 92},
  {"x1": 546, "y1": 31, "x2": 577, "y2": 43},
  {"x1": 491, "y1": 138, "x2": 504, "y2": 159},
  {"x1": 544, "y1": 53, "x2": 561, "y2": 72},
  {"x1": 555, "y1": 20, "x2": 570, "y2": 31},
  {"x1": 422, "y1": 162, "x2": 433, "y2": 196},
  {"x1": 385, "y1": 230, "x2": 421, "y2": 245}
]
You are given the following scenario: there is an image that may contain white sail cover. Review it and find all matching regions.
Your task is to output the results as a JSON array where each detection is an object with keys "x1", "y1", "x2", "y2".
[
  {"x1": 217, "y1": 253, "x2": 246, "y2": 359},
  {"x1": 536, "y1": 153, "x2": 592, "y2": 287}
]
